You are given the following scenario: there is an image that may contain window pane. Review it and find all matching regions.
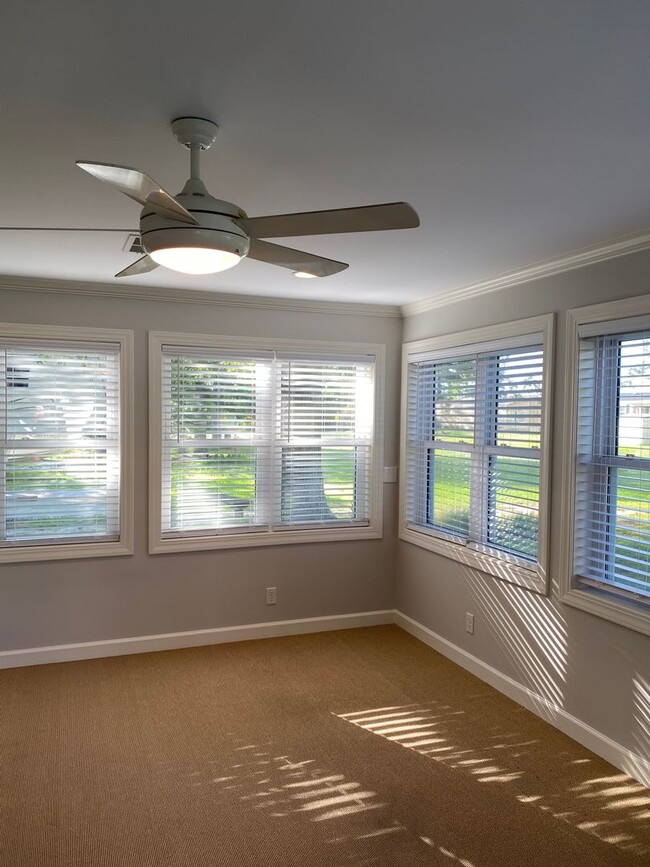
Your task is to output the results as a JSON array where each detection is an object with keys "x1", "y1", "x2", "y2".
[
  {"x1": 277, "y1": 359, "x2": 373, "y2": 528},
  {"x1": 1, "y1": 343, "x2": 121, "y2": 547},
  {"x1": 5, "y1": 348, "x2": 118, "y2": 441},
  {"x1": 166, "y1": 356, "x2": 262, "y2": 442},
  {"x1": 575, "y1": 331, "x2": 650, "y2": 598},
  {"x1": 433, "y1": 359, "x2": 476, "y2": 444},
  {"x1": 428, "y1": 449, "x2": 470, "y2": 537},
  {"x1": 614, "y1": 467, "x2": 650, "y2": 594},
  {"x1": 4, "y1": 448, "x2": 119, "y2": 541},
  {"x1": 617, "y1": 337, "x2": 650, "y2": 459},
  {"x1": 280, "y1": 445, "x2": 367, "y2": 524},
  {"x1": 161, "y1": 350, "x2": 375, "y2": 538},
  {"x1": 488, "y1": 456, "x2": 539, "y2": 558},
  {"x1": 165, "y1": 446, "x2": 258, "y2": 533},
  {"x1": 494, "y1": 349, "x2": 543, "y2": 448}
]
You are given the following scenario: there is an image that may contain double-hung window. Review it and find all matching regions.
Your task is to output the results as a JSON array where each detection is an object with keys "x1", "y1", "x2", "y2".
[
  {"x1": 149, "y1": 333, "x2": 383, "y2": 552},
  {"x1": 0, "y1": 324, "x2": 133, "y2": 562},
  {"x1": 401, "y1": 316, "x2": 553, "y2": 592},
  {"x1": 561, "y1": 298, "x2": 650, "y2": 634}
]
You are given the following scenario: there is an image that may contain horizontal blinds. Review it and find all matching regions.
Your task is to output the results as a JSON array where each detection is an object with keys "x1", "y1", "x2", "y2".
[
  {"x1": 406, "y1": 343, "x2": 543, "y2": 563},
  {"x1": 575, "y1": 330, "x2": 650, "y2": 599},
  {"x1": 406, "y1": 356, "x2": 475, "y2": 538},
  {"x1": 161, "y1": 349, "x2": 375, "y2": 537},
  {"x1": 161, "y1": 351, "x2": 272, "y2": 535},
  {"x1": 0, "y1": 343, "x2": 121, "y2": 546},
  {"x1": 276, "y1": 358, "x2": 373, "y2": 527},
  {"x1": 483, "y1": 347, "x2": 542, "y2": 559}
]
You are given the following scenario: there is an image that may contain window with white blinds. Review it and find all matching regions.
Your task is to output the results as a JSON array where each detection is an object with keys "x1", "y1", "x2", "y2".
[
  {"x1": 156, "y1": 340, "x2": 378, "y2": 547},
  {"x1": 0, "y1": 337, "x2": 122, "y2": 552},
  {"x1": 574, "y1": 324, "x2": 650, "y2": 604},
  {"x1": 402, "y1": 316, "x2": 552, "y2": 589}
]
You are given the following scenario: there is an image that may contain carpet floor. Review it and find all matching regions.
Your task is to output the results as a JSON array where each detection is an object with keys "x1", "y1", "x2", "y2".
[{"x1": 0, "y1": 625, "x2": 648, "y2": 866}]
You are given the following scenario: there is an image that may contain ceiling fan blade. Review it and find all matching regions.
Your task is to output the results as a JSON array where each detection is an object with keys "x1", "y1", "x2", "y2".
[
  {"x1": 115, "y1": 254, "x2": 160, "y2": 278},
  {"x1": 239, "y1": 202, "x2": 419, "y2": 239},
  {"x1": 76, "y1": 162, "x2": 199, "y2": 225},
  {"x1": 247, "y1": 239, "x2": 348, "y2": 277},
  {"x1": 0, "y1": 227, "x2": 137, "y2": 232}
]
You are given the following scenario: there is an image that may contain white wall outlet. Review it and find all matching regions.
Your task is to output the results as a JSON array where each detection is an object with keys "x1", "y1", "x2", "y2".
[
  {"x1": 465, "y1": 612, "x2": 474, "y2": 634},
  {"x1": 383, "y1": 466, "x2": 398, "y2": 483},
  {"x1": 266, "y1": 586, "x2": 277, "y2": 605}
]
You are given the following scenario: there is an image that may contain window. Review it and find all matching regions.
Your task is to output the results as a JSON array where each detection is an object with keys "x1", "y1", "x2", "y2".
[
  {"x1": 0, "y1": 324, "x2": 133, "y2": 562},
  {"x1": 561, "y1": 297, "x2": 650, "y2": 635},
  {"x1": 400, "y1": 316, "x2": 553, "y2": 592},
  {"x1": 149, "y1": 333, "x2": 383, "y2": 552}
]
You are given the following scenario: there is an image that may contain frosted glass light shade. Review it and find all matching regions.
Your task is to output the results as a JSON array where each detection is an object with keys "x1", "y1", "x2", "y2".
[{"x1": 150, "y1": 247, "x2": 241, "y2": 275}]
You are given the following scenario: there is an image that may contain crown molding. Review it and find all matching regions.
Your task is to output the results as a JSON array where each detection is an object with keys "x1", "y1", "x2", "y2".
[
  {"x1": 0, "y1": 274, "x2": 401, "y2": 319},
  {"x1": 401, "y1": 228, "x2": 650, "y2": 318}
]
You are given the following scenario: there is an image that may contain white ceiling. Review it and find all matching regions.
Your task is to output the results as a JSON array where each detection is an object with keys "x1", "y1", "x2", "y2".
[{"x1": 1, "y1": 1, "x2": 649, "y2": 306}]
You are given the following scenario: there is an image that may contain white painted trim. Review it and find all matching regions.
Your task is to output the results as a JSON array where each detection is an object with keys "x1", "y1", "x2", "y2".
[
  {"x1": 148, "y1": 332, "x2": 385, "y2": 554},
  {"x1": 0, "y1": 274, "x2": 400, "y2": 318},
  {"x1": 394, "y1": 611, "x2": 650, "y2": 788},
  {"x1": 401, "y1": 228, "x2": 650, "y2": 317},
  {"x1": 398, "y1": 314, "x2": 554, "y2": 594},
  {"x1": 558, "y1": 295, "x2": 650, "y2": 636},
  {"x1": 0, "y1": 610, "x2": 395, "y2": 670},
  {"x1": 0, "y1": 322, "x2": 134, "y2": 562}
]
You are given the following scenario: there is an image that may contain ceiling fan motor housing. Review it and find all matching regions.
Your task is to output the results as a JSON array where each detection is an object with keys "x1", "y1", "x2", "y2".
[{"x1": 140, "y1": 183, "x2": 250, "y2": 261}]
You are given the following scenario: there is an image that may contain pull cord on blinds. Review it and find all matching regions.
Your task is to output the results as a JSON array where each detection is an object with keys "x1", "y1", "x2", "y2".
[{"x1": 160, "y1": 347, "x2": 375, "y2": 537}]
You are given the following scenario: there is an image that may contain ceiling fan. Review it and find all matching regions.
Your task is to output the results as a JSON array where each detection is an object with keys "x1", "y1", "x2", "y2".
[{"x1": 1, "y1": 117, "x2": 420, "y2": 280}]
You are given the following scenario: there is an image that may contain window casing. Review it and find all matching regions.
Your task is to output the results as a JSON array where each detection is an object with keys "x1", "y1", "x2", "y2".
[
  {"x1": 0, "y1": 324, "x2": 133, "y2": 562},
  {"x1": 149, "y1": 333, "x2": 384, "y2": 552},
  {"x1": 400, "y1": 316, "x2": 553, "y2": 592},
  {"x1": 561, "y1": 299, "x2": 650, "y2": 635}
]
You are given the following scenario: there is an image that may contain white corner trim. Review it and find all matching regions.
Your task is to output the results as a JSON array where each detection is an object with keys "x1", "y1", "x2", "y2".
[
  {"x1": 401, "y1": 228, "x2": 650, "y2": 317},
  {"x1": 0, "y1": 610, "x2": 394, "y2": 670},
  {"x1": 394, "y1": 610, "x2": 650, "y2": 789},
  {"x1": 0, "y1": 274, "x2": 401, "y2": 318}
]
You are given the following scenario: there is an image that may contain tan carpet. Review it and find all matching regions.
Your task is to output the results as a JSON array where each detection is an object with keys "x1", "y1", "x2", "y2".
[{"x1": 0, "y1": 625, "x2": 648, "y2": 866}]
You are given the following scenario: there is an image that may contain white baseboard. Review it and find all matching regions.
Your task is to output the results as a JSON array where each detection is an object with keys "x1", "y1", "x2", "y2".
[
  {"x1": 2, "y1": 607, "x2": 647, "y2": 789},
  {"x1": 0, "y1": 610, "x2": 394, "y2": 670},
  {"x1": 394, "y1": 610, "x2": 650, "y2": 788}
]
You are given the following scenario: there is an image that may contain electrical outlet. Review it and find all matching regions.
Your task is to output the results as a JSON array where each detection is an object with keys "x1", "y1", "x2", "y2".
[
  {"x1": 465, "y1": 612, "x2": 474, "y2": 634},
  {"x1": 266, "y1": 586, "x2": 277, "y2": 605}
]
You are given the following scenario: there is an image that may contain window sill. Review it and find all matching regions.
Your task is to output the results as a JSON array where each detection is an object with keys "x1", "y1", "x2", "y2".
[
  {"x1": 400, "y1": 526, "x2": 547, "y2": 594},
  {"x1": 0, "y1": 540, "x2": 133, "y2": 564},
  {"x1": 560, "y1": 584, "x2": 650, "y2": 636},
  {"x1": 150, "y1": 524, "x2": 383, "y2": 554}
]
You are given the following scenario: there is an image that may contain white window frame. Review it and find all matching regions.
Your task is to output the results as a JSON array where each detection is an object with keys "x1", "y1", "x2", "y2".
[
  {"x1": 149, "y1": 332, "x2": 385, "y2": 553},
  {"x1": 0, "y1": 323, "x2": 134, "y2": 563},
  {"x1": 399, "y1": 314, "x2": 554, "y2": 594},
  {"x1": 560, "y1": 295, "x2": 650, "y2": 635}
]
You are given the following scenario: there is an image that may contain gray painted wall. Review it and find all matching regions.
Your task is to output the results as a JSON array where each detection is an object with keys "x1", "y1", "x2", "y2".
[
  {"x1": 0, "y1": 288, "x2": 400, "y2": 650},
  {"x1": 399, "y1": 249, "x2": 650, "y2": 756}
]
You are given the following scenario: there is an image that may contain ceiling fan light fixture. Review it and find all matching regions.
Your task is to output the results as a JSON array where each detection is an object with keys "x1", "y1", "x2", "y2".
[
  {"x1": 149, "y1": 246, "x2": 241, "y2": 275},
  {"x1": 293, "y1": 270, "x2": 319, "y2": 279}
]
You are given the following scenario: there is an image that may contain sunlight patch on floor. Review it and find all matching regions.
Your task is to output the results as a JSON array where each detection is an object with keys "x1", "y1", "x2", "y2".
[{"x1": 336, "y1": 701, "x2": 650, "y2": 856}]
